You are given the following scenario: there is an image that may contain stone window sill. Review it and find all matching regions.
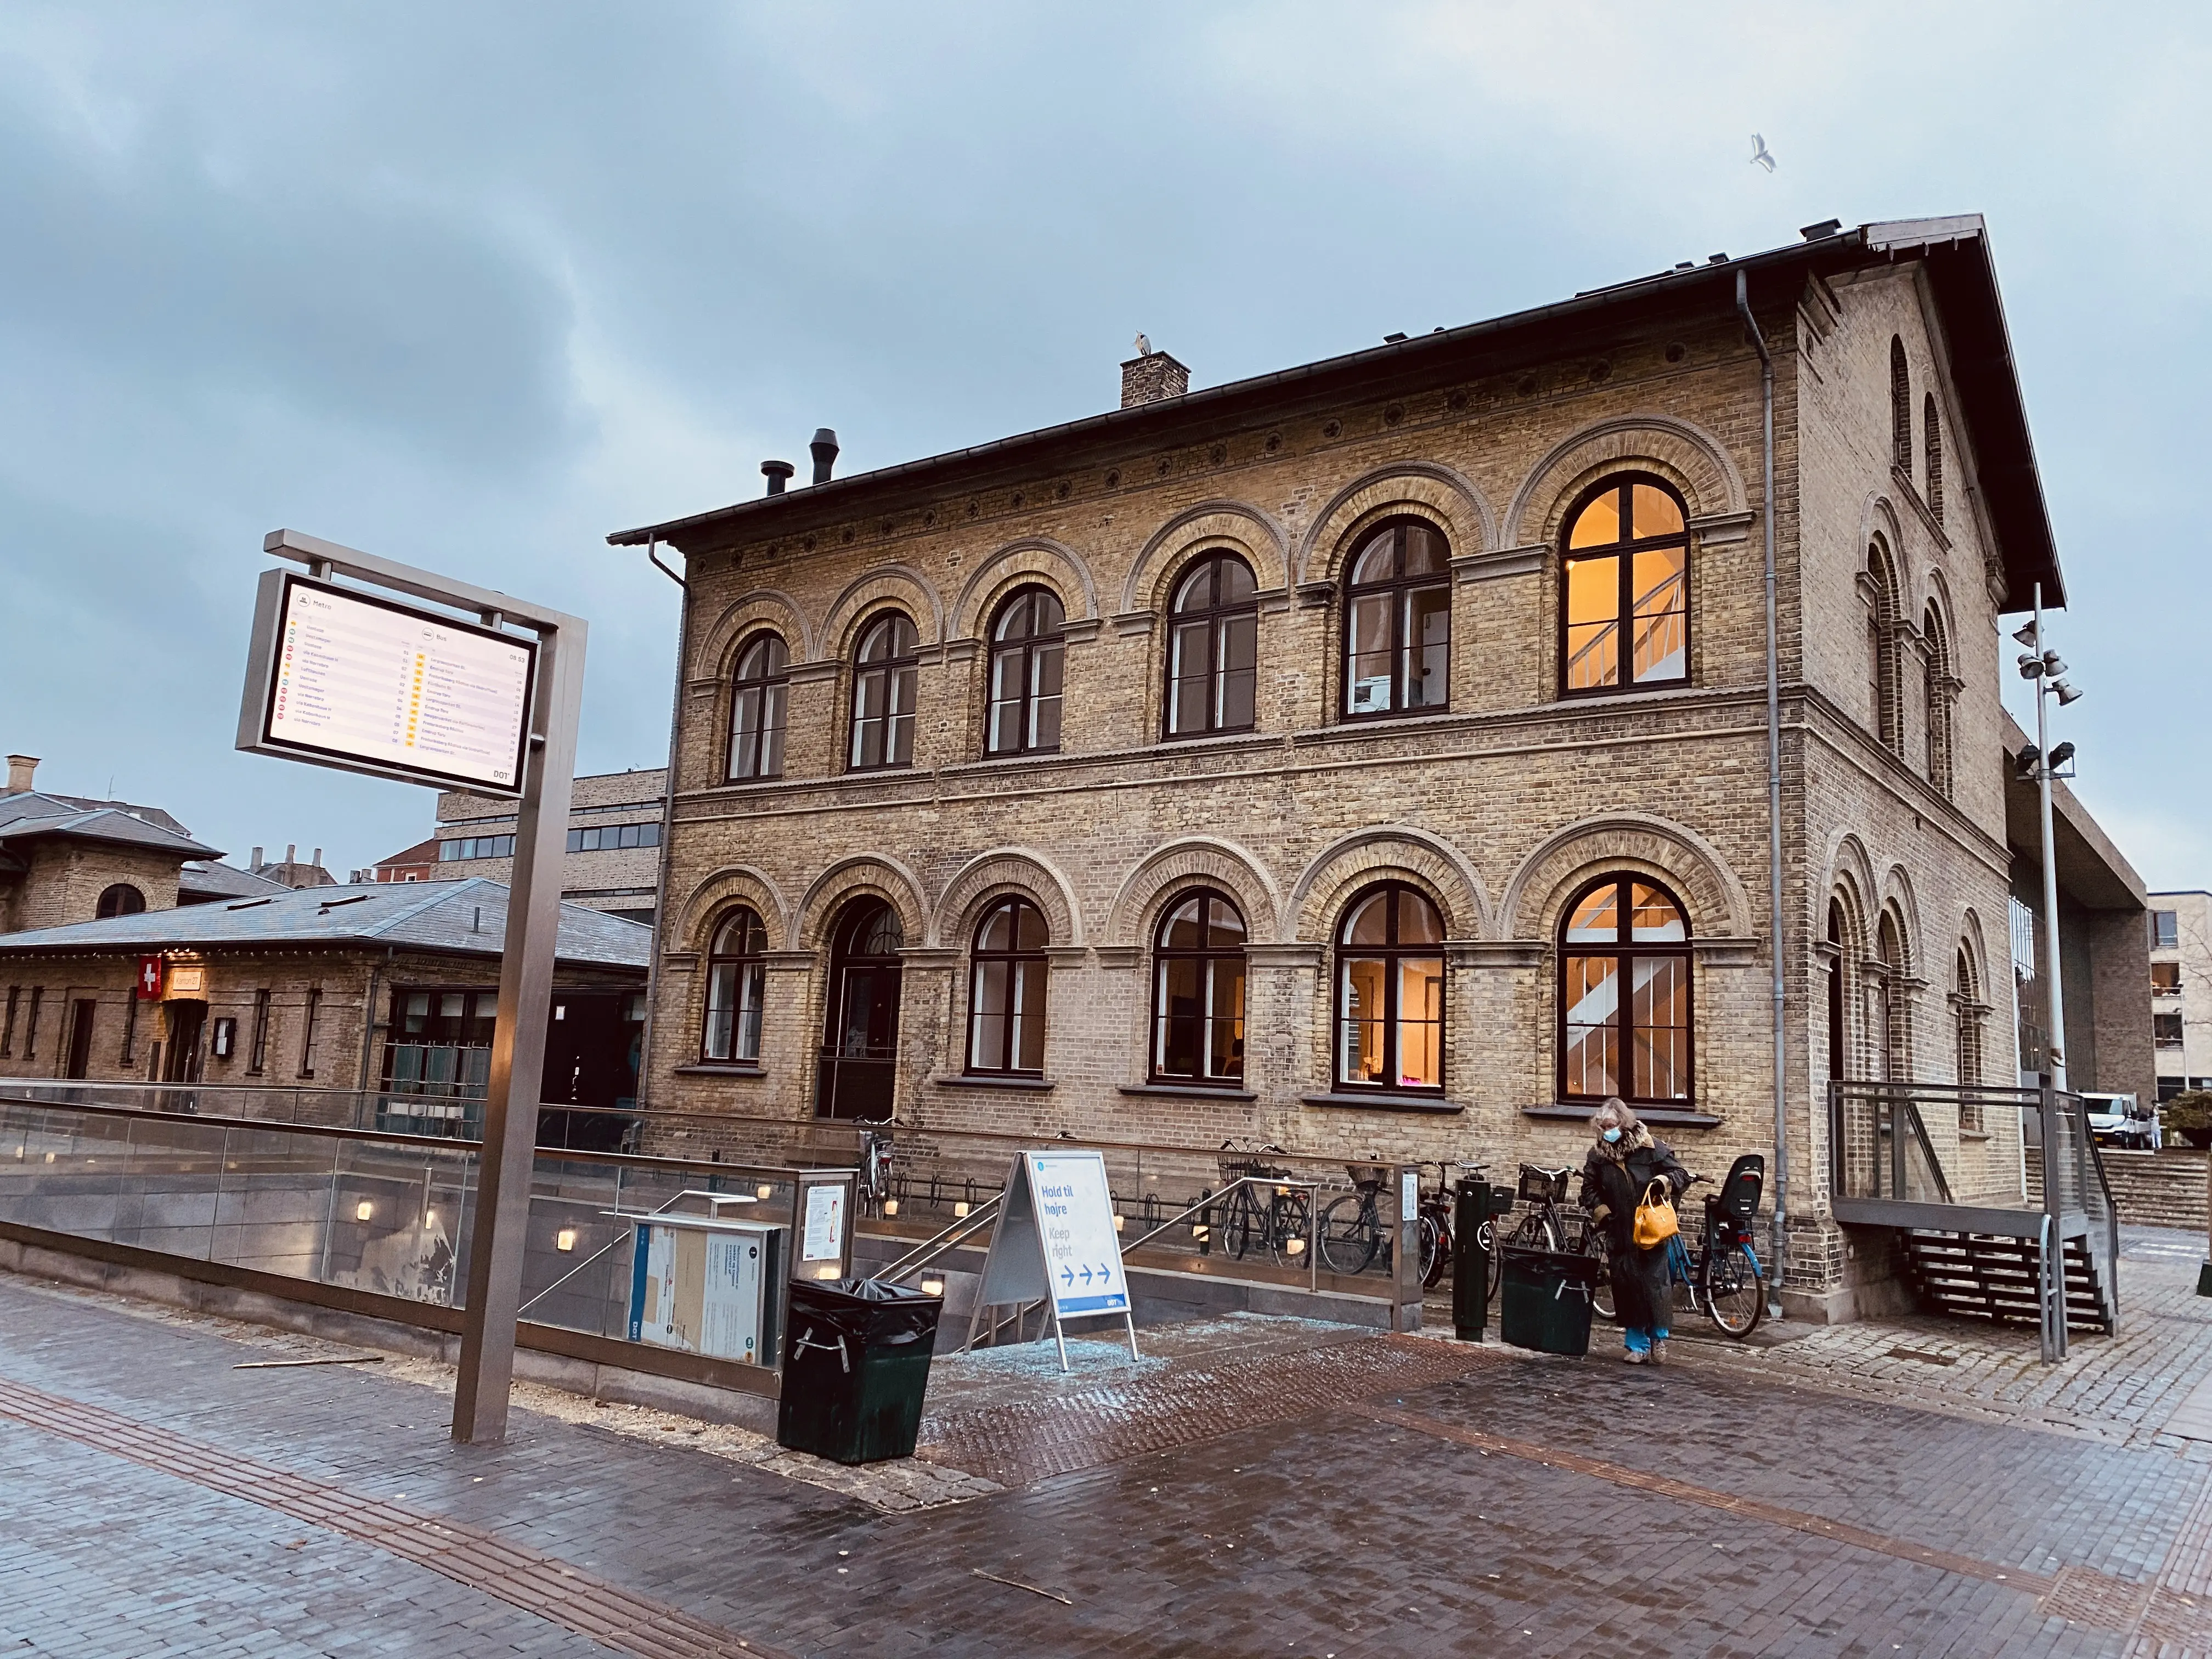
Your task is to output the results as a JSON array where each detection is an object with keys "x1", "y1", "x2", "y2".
[
  {"x1": 932, "y1": 1073, "x2": 1056, "y2": 1092},
  {"x1": 673, "y1": 1063, "x2": 767, "y2": 1078},
  {"x1": 1120, "y1": 1082, "x2": 1259, "y2": 1102},
  {"x1": 1520, "y1": 1102, "x2": 1722, "y2": 1129},
  {"x1": 1302, "y1": 1090, "x2": 1462, "y2": 1115}
]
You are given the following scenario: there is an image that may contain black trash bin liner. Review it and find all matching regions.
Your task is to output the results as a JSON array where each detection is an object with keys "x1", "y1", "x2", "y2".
[
  {"x1": 1498, "y1": 1246, "x2": 1598, "y2": 1357},
  {"x1": 777, "y1": 1278, "x2": 944, "y2": 1464}
]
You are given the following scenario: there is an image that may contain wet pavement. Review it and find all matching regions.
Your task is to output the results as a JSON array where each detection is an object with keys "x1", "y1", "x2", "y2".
[{"x1": 4, "y1": 1231, "x2": 2212, "y2": 1656}]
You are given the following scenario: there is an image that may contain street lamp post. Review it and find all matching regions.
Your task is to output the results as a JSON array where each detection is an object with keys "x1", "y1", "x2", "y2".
[{"x1": 2014, "y1": 582, "x2": 2083, "y2": 1091}]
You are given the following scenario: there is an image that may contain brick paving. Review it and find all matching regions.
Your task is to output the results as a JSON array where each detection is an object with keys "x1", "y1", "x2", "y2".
[{"x1": 5, "y1": 1239, "x2": 2212, "y2": 1656}]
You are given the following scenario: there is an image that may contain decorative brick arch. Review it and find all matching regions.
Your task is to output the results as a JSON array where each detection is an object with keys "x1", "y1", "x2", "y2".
[
  {"x1": 951, "y1": 538, "x2": 1100, "y2": 640},
  {"x1": 819, "y1": 563, "x2": 947, "y2": 658},
  {"x1": 795, "y1": 855, "x2": 930, "y2": 951},
  {"x1": 675, "y1": 865, "x2": 795, "y2": 952},
  {"x1": 932, "y1": 848, "x2": 1084, "y2": 950},
  {"x1": 1500, "y1": 813, "x2": 1752, "y2": 941},
  {"x1": 1877, "y1": 864, "x2": 1923, "y2": 977},
  {"x1": 1107, "y1": 837, "x2": 1283, "y2": 947},
  {"x1": 695, "y1": 589, "x2": 813, "y2": 681},
  {"x1": 1504, "y1": 414, "x2": 1747, "y2": 549},
  {"x1": 1123, "y1": 501, "x2": 1291, "y2": 612},
  {"x1": 1287, "y1": 827, "x2": 1491, "y2": 943},
  {"x1": 1295, "y1": 462, "x2": 1497, "y2": 585}
]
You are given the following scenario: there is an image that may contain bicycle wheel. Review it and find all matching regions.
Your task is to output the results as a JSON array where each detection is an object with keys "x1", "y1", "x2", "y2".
[
  {"x1": 1271, "y1": 1193, "x2": 1312, "y2": 1266},
  {"x1": 1419, "y1": 1215, "x2": 1451, "y2": 1288},
  {"x1": 1319, "y1": 1194, "x2": 1380, "y2": 1274},
  {"x1": 1504, "y1": 1210, "x2": 1563, "y2": 1254},
  {"x1": 1480, "y1": 1218, "x2": 1504, "y2": 1301},
  {"x1": 1223, "y1": 1192, "x2": 1261, "y2": 1260},
  {"x1": 1582, "y1": 1224, "x2": 1617, "y2": 1324},
  {"x1": 1702, "y1": 1237, "x2": 1765, "y2": 1338}
]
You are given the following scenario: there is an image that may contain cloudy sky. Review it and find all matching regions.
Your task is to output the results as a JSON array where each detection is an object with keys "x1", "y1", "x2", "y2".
[{"x1": 1, "y1": 2, "x2": 2204, "y2": 887}]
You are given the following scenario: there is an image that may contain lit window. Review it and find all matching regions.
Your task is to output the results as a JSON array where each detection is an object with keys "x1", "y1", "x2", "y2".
[
  {"x1": 1562, "y1": 479, "x2": 1688, "y2": 693},
  {"x1": 1336, "y1": 883, "x2": 1445, "y2": 1091},
  {"x1": 1344, "y1": 521, "x2": 1450, "y2": 718},
  {"x1": 1559, "y1": 875, "x2": 1692, "y2": 1105}
]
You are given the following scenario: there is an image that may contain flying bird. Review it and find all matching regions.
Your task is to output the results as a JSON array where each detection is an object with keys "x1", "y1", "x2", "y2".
[{"x1": 1750, "y1": 134, "x2": 1776, "y2": 172}]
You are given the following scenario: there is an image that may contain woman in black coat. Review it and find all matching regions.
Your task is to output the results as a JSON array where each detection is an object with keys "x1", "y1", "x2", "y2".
[{"x1": 1578, "y1": 1097, "x2": 1691, "y2": 1364}]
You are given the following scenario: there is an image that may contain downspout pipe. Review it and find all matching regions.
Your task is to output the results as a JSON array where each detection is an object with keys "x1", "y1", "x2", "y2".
[
  {"x1": 1737, "y1": 268, "x2": 1789, "y2": 1321},
  {"x1": 638, "y1": 536, "x2": 687, "y2": 1111}
]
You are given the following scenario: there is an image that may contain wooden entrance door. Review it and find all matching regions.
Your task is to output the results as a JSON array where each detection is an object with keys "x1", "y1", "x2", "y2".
[
  {"x1": 64, "y1": 1000, "x2": 96, "y2": 1080},
  {"x1": 815, "y1": 898, "x2": 904, "y2": 1121},
  {"x1": 162, "y1": 1001, "x2": 206, "y2": 1085}
]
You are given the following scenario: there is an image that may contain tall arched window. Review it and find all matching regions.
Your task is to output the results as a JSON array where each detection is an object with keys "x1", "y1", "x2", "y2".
[
  {"x1": 1954, "y1": 945, "x2": 1983, "y2": 1131},
  {"x1": 817, "y1": 898, "x2": 905, "y2": 1119},
  {"x1": 727, "y1": 633, "x2": 789, "y2": 781},
  {"x1": 1165, "y1": 555, "x2": 1257, "y2": 737},
  {"x1": 702, "y1": 907, "x2": 768, "y2": 1062},
  {"x1": 985, "y1": 588, "x2": 1065, "y2": 756},
  {"x1": 1875, "y1": 911, "x2": 1909, "y2": 1081},
  {"x1": 1560, "y1": 876, "x2": 1692, "y2": 1107},
  {"x1": 1561, "y1": 478, "x2": 1689, "y2": 693},
  {"x1": 849, "y1": 613, "x2": 919, "y2": 771},
  {"x1": 1866, "y1": 544, "x2": 1903, "y2": 754},
  {"x1": 1344, "y1": 520, "x2": 1449, "y2": 718},
  {"x1": 1890, "y1": 336, "x2": 1911, "y2": 470},
  {"x1": 1336, "y1": 883, "x2": 1444, "y2": 1092},
  {"x1": 1923, "y1": 601, "x2": 1955, "y2": 799},
  {"x1": 967, "y1": 896, "x2": 1049, "y2": 1076},
  {"x1": 1923, "y1": 392, "x2": 1944, "y2": 523},
  {"x1": 1151, "y1": 889, "x2": 1246, "y2": 1084},
  {"x1": 1825, "y1": 899, "x2": 1848, "y2": 1085},
  {"x1": 96, "y1": 884, "x2": 145, "y2": 919}
]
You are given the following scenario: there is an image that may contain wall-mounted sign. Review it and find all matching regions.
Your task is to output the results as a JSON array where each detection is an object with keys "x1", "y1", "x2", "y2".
[
  {"x1": 166, "y1": 966, "x2": 206, "y2": 996},
  {"x1": 237, "y1": 569, "x2": 537, "y2": 795},
  {"x1": 135, "y1": 957, "x2": 164, "y2": 1001}
]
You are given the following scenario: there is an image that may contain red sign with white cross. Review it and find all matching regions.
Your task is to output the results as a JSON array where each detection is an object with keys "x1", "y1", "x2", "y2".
[{"x1": 136, "y1": 956, "x2": 165, "y2": 1000}]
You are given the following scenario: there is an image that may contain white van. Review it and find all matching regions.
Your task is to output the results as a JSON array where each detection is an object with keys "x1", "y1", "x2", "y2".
[{"x1": 2083, "y1": 1091, "x2": 2160, "y2": 1152}]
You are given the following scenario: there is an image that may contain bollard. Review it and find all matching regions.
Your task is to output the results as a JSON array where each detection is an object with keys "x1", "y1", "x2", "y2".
[{"x1": 1453, "y1": 1177, "x2": 1491, "y2": 1341}]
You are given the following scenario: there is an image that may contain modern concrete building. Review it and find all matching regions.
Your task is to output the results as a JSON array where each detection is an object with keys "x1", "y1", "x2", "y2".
[
  {"x1": 607, "y1": 216, "x2": 2108, "y2": 1320},
  {"x1": 2149, "y1": 891, "x2": 2212, "y2": 1101}
]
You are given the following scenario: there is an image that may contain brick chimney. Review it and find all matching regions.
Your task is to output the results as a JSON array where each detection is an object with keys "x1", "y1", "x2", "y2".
[
  {"x1": 5, "y1": 754, "x2": 37, "y2": 795},
  {"x1": 1120, "y1": 338, "x2": 1189, "y2": 409}
]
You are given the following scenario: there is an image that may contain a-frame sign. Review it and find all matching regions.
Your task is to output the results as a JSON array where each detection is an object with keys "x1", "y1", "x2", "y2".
[{"x1": 966, "y1": 1149, "x2": 1138, "y2": 1370}]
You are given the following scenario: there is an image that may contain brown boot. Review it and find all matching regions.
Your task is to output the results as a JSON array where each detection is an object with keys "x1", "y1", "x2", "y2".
[{"x1": 1651, "y1": 1339, "x2": 1669, "y2": 1365}]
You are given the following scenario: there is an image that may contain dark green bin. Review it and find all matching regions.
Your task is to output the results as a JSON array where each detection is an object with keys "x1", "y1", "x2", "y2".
[
  {"x1": 1498, "y1": 1246, "x2": 1597, "y2": 1357},
  {"x1": 776, "y1": 1278, "x2": 943, "y2": 1464}
]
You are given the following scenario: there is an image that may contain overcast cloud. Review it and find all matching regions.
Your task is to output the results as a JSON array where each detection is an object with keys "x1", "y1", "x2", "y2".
[{"x1": 1, "y1": 2, "x2": 2204, "y2": 888}]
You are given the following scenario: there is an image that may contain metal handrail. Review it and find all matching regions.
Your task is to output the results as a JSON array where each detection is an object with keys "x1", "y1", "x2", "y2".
[
  {"x1": 876, "y1": 1193, "x2": 1005, "y2": 1283},
  {"x1": 516, "y1": 1189, "x2": 701, "y2": 1316},
  {"x1": 1119, "y1": 1173, "x2": 1323, "y2": 1293}
]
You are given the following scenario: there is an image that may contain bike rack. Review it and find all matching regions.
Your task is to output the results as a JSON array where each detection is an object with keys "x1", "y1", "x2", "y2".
[{"x1": 1118, "y1": 1175, "x2": 1322, "y2": 1294}]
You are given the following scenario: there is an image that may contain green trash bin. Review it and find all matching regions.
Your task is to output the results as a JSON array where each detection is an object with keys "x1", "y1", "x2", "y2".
[
  {"x1": 1498, "y1": 1245, "x2": 1597, "y2": 1357},
  {"x1": 776, "y1": 1278, "x2": 943, "y2": 1464}
]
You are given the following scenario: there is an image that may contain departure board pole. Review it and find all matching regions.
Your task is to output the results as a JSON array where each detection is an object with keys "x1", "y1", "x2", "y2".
[{"x1": 240, "y1": 529, "x2": 587, "y2": 1445}]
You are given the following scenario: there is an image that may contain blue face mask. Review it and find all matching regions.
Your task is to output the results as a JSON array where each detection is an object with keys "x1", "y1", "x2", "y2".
[{"x1": 1602, "y1": 1127, "x2": 1623, "y2": 1144}]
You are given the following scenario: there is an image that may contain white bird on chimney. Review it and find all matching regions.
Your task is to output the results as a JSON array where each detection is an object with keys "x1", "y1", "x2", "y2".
[{"x1": 1133, "y1": 332, "x2": 1152, "y2": 357}]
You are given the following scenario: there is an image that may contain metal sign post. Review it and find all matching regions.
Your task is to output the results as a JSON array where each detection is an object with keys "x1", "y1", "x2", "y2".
[{"x1": 238, "y1": 528, "x2": 585, "y2": 1445}]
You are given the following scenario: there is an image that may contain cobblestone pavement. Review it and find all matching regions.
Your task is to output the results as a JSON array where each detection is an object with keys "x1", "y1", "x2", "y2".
[{"x1": 4, "y1": 1232, "x2": 2212, "y2": 1657}]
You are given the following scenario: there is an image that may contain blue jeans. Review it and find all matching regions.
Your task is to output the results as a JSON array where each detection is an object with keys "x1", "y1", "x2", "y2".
[{"x1": 1623, "y1": 1323, "x2": 1670, "y2": 1354}]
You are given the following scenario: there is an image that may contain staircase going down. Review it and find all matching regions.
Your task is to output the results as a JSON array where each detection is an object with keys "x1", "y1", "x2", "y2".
[{"x1": 1901, "y1": 1229, "x2": 2114, "y2": 1335}]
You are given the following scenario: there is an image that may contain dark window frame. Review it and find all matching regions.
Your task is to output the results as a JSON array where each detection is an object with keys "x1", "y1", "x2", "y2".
[
  {"x1": 2, "y1": 985, "x2": 17, "y2": 1057},
  {"x1": 964, "y1": 895, "x2": 1050, "y2": 1077},
  {"x1": 984, "y1": 587, "x2": 1066, "y2": 758},
  {"x1": 1333, "y1": 881, "x2": 1448, "y2": 1095},
  {"x1": 2154, "y1": 911, "x2": 2180, "y2": 949},
  {"x1": 96, "y1": 883, "x2": 146, "y2": 919},
  {"x1": 1557, "y1": 474, "x2": 1692, "y2": 699},
  {"x1": 119, "y1": 989, "x2": 137, "y2": 1065},
  {"x1": 848, "y1": 611, "x2": 921, "y2": 772},
  {"x1": 702, "y1": 906, "x2": 769, "y2": 1063},
  {"x1": 1163, "y1": 554, "x2": 1259, "y2": 740},
  {"x1": 247, "y1": 988, "x2": 271, "y2": 1074},
  {"x1": 297, "y1": 988, "x2": 321, "y2": 1079},
  {"x1": 1148, "y1": 887, "x2": 1249, "y2": 1086},
  {"x1": 1556, "y1": 873, "x2": 1696, "y2": 1108},
  {"x1": 1890, "y1": 336, "x2": 1911, "y2": 470},
  {"x1": 24, "y1": 986, "x2": 42, "y2": 1061},
  {"x1": 1341, "y1": 518, "x2": 1453, "y2": 721},
  {"x1": 727, "y1": 630, "x2": 792, "y2": 781}
]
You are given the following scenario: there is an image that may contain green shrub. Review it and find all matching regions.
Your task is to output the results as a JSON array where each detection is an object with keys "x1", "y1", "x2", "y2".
[{"x1": 2164, "y1": 1091, "x2": 2212, "y2": 1147}]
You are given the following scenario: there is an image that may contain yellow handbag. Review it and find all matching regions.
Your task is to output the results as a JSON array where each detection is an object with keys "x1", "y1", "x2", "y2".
[{"x1": 1632, "y1": 1177, "x2": 1680, "y2": 1248}]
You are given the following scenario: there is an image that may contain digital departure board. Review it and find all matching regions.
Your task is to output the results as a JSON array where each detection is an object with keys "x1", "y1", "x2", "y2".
[{"x1": 240, "y1": 571, "x2": 537, "y2": 794}]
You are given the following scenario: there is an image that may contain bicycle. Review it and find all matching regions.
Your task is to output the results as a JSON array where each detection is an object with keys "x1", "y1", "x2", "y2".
[
  {"x1": 1417, "y1": 1160, "x2": 1503, "y2": 1289},
  {"x1": 1499, "y1": 1162, "x2": 1606, "y2": 1303},
  {"x1": 1583, "y1": 1153, "x2": 1768, "y2": 1339},
  {"x1": 1317, "y1": 1160, "x2": 1505, "y2": 1286},
  {"x1": 857, "y1": 1124, "x2": 899, "y2": 1218},
  {"x1": 1213, "y1": 1140, "x2": 1312, "y2": 1266}
]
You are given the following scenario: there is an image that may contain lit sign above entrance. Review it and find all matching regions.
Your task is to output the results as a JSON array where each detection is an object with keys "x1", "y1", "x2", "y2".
[{"x1": 238, "y1": 571, "x2": 537, "y2": 795}]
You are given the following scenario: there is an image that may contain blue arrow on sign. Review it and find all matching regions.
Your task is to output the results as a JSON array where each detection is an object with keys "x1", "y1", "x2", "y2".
[{"x1": 1060, "y1": 1264, "x2": 1074, "y2": 1286}]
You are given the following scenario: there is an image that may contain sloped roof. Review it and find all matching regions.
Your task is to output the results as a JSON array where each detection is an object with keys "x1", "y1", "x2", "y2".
[
  {"x1": 611, "y1": 215, "x2": 2061, "y2": 611},
  {"x1": 0, "y1": 791, "x2": 219, "y2": 859},
  {"x1": 0, "y1": 877, "x2": 651, "y2": 970},
  {"x1": 177, "y1": 860, "x2": 293, "y2": 902}
]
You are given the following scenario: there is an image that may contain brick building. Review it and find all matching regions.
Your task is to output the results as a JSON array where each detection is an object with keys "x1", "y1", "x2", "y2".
[
  {"x1": 0, "y1": 878, "x2": 650, "y2": 1133},
  {"x1": 608, "y1": 216, "x2": 2112, "y2": 1321}
]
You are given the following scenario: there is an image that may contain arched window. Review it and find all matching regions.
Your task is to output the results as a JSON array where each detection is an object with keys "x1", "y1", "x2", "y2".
[
  {"x1": 1825, "y1": 899, "x2": 1848, "y2": 1085},
  {"x1": 1165, "y1": 555, "x2": 1257, "y2": 737},
  {"x1": 1336, "y1": 883, "x2": 1444, "y2": 1092},
  {"x1": 1923, "y1": 601, "x2": 1955, "y2": 799},
  {"x1": 1923, "y1": 393, "x2": 1944, "y2": 523},
  {"x1": 1344, "y1": 520, "x2": 1450, "y2": 718},
  {"x1": 727, "y1": 633, "x2": 789, "y2": 781},
  {"x1": 1560, "y1": 876, "x2": 1692, "y2": 1107},
  {"x1": 1866, "y1": 544, "x2": 1903, "y2": 754},
  {"x1": 817, "y1": 898, "x2": 905, "y2": 1119},
  {"x1": 967, "y1": 896, "x2": 1049, "y2": 1076},
  {"x1": 1874, "y1": 911, "x2": 1909, "y2": 1081},
  {"x1": 702, "y1": 907, "x2": 768, "y2": 1062},
  {"x1": 1890, "y1": 336, "x2": 1911, "y2": 470},
  {"x1": 95, "y1": 884, "x2": 145, "y2": 919},
  {"x1": 1954, "y1": 945, "x2": 1983, "y2": 1130},
  {"x1": 849, "y1": 613, "x2": 919, "y2": 771},
  {"x1": 985, "y1": 588, "x2": 1065, "y2": 756},
  {"x1": 1151, "y1": 889, "x2": 1246, "y2": 1084},
  {"x1": 1561, "y1": 478, "x2": 1689, "y2": 694}
]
